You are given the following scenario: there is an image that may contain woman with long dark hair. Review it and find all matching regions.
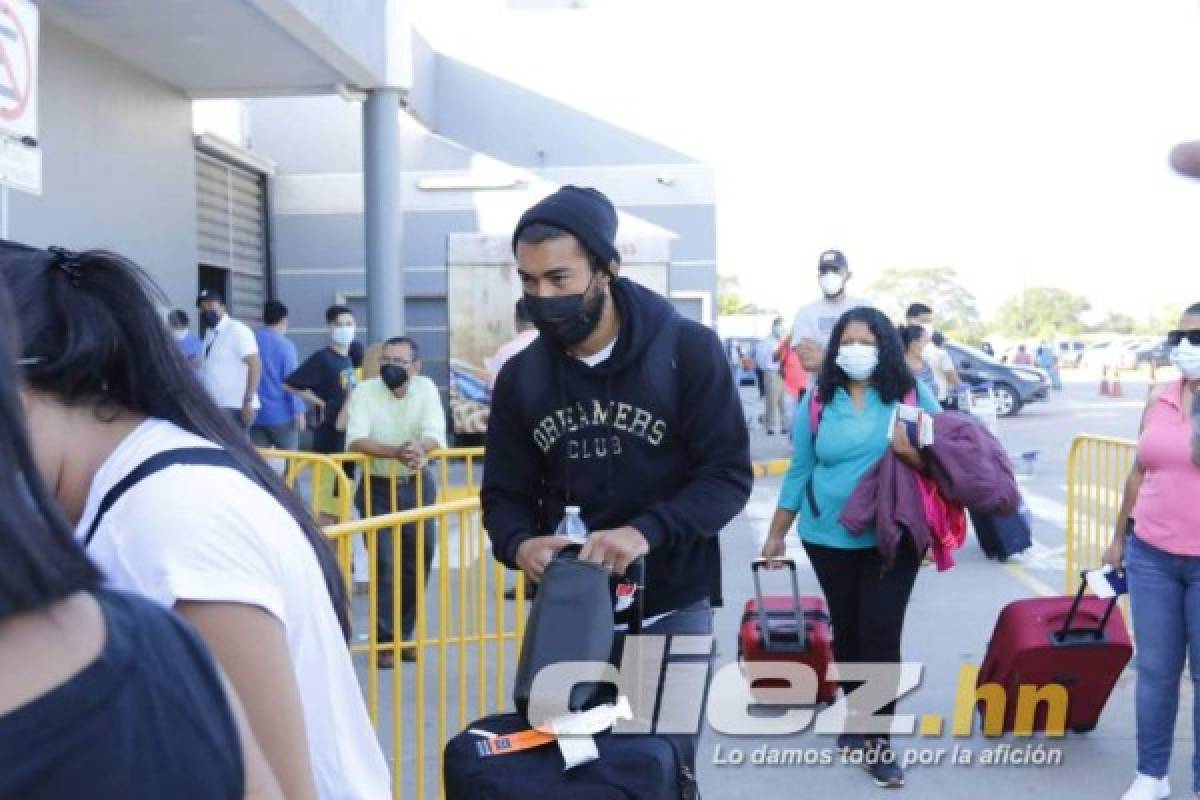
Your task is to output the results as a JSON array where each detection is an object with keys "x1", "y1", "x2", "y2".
[
  {"x1": 901, "y1": 324, "x2": 937, "y2": 398},
  {"x1": 761, "y1": 306, "x2": 941, "y2": 790},
  {"x1": 0, "y1": 242, "x2": 388, "y2": 800},
  {"x1": 0, "y1": 276, "x2": 280, "y2": 799}
]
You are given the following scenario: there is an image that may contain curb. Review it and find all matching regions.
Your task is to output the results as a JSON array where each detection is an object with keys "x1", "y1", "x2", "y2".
[{"x1": 752, "y1": 459, "x2": 790, "y2": 478}]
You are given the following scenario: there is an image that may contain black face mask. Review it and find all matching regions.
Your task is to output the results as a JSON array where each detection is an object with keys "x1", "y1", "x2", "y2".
[
  {"x1": 380, "y1": 364, "x2": 409, "y2": 392},
  {"x1": 524, "y1": 276, "x2": 607, "y2": 347},
  {"x1": 199, "y1": 310, "x2": 219, "y2": 329}
]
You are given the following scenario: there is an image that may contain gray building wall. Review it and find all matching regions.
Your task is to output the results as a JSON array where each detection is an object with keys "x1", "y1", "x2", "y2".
[
  {"x1": 288, "y1": 0, "x2": 389, "y2": 82},
  {"x1": 271, "y1": 205, "x2": 474, "y2": 389},
  {"x1": 253, "y1": 43, "x2": 718, "y2": 393},
  {"x1": 434, "y1": 55, "x2": 696, "y2": 169},
  {"x1": 9, "y1": 20, "x2": 197, "y2": 309}
]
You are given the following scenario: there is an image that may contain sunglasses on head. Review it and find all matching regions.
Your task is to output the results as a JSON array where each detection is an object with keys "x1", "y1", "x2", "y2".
[{"x1": 1167, "y1": 329, "x2": 1200, "y2": 347}]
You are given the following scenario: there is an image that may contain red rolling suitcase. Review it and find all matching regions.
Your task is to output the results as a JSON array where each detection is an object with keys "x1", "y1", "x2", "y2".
[
  {"x1": 737, "y1": 558, "x2": 838, "y2": 706},
  {"x1": 977, "y1": 575, "x2": 1132, "y2": 734}
]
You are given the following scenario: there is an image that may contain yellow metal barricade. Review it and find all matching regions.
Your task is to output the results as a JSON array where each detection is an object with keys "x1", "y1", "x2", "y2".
[
  {"x1": 1064, "y1": 435, "x2": 1137, "y2": 626},
  {"x1": 427, "y1": 447, "x2": 485, "y2": 504},
  {"x1": 259, "y1": 449, "x2": 359, "y2": 524},
  {"x1": 344, "y1": 448, "x2": 484, "y2": 519},
  {"x1": 324, "y1": 497, "x2": 527, "y2": 800}
]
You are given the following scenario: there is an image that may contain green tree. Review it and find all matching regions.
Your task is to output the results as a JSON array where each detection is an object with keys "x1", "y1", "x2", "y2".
[
  {"x1": 995, "y1": 287, "x2": 1091, "y2": 338},
  {"x1": 866, "y1": 266, "x2": 985, "y2": 343},
  {"x1": 718, "y1": 274, "x2": 750, "y2": 316},
  {"x1": 1087, "y1": 312, "x2": 1138, "y2": 335}
]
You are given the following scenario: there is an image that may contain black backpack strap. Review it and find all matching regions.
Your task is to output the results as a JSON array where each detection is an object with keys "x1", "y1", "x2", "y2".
[
  {"x1": 83, "y1": 447, "x2": 249, "y2": 547},
  {"x1": 640, "y1": 314, "x2": 683, "y2": 433}
]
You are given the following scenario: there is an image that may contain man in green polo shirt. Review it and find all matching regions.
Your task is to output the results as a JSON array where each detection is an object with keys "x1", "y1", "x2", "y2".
[{"x1": 346, "y1": 336, "x2": 447, "y2": 667}]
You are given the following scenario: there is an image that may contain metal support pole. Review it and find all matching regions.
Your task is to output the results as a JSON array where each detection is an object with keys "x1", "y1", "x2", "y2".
[{"x1": 364, "y1": 89, "x2": 404, "y2": 343}]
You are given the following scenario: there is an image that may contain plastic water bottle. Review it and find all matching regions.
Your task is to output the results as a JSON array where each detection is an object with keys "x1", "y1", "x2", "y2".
[{"x1": 555, "y1": 505, "x2": 588, "y2": 544}]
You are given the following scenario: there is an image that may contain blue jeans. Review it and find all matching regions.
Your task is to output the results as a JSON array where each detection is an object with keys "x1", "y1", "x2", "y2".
[{"x1": 1127, "y1": 533, "x2": 1200, "y2": 788}]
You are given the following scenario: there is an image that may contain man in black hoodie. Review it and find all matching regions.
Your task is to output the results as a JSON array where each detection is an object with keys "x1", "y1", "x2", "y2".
[{"x1": 483, "y1": 186, "x2": 753, "y2": 744}]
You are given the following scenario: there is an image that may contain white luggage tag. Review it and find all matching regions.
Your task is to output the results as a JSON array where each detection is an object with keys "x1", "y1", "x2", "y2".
[{"x1": 546, "y1": 697, "x2": 634, "y2": 770}]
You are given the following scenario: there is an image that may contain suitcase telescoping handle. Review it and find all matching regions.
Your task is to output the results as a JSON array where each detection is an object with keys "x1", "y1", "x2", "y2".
[
  {"x1": 751, "y1": 558, "x2": 807, "y2": 651},
  {"x1": 1055, "y1": 572, "x2": 1120, "y2": 644},
  {"x1": 626, "y1": 556, "x2": 646, "y2": 635}
]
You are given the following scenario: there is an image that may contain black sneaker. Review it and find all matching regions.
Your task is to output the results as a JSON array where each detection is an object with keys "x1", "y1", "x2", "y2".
[
  {"x1": 863, "y1": 739, "x2": 904, "y2": 788},
  {"x1": 837, "y1": 733, "x2": 865, "y2": 754}
]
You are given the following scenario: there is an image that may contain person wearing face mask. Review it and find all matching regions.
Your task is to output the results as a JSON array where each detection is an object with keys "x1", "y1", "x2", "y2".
[
  {"x1": 905, "y1": 303, "x2": 961, "y2": 407},
  {"x1": 344, "y1": 336, "x2": 447, "y2": 668},
  {"x1": 790, "y1": 250, "x2": 874, "y2": 376},
  {"x1": 1102, "y1": 302, "x2": 1200, "y2": 800},
  {"x1": 285, "y1": 305, "x2": 360, "y2": 525},
  {"x1": 755, "y1": 316, "x2": 791, "y2": 435},
  {"x1": 762, "y1": 306, "x2": 941, "y2": 789},
  {"x1": 482, "y1": 186, "x2": 752, "y2": 784},
  {"x1": 197, "y1": 290, "x2": 261, "y2": 430},
  {"x1": 168, "y1": 309, "x2": 204, "y2": 373}
]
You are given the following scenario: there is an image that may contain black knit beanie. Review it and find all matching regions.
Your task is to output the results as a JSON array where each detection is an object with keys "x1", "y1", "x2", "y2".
[{"x1": 511, "y1": 185, "x2": 620, "y2": 267}]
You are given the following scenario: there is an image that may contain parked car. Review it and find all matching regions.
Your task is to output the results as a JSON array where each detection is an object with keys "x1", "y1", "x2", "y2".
[
  {"x1": 1122, "y1": 339, "x2": 1171, "y2": 370},
  {"x1": 945, "y1": 342, "x2": 1052, "y2": 417},
  {"x1": 1057, "y1": 340, "x2": 1087, "y2": 368},
  {"x1": 1079, "y1": 341, "x2": 1121, "y2": 371},
  {"x1": 724, "y1": 337, "x2": 761, "y2": 388}
]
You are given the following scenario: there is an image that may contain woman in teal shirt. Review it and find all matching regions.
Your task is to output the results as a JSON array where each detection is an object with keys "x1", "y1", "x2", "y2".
[{"x1": 762, "y1": 306, "x2": 940, "y2": 789}]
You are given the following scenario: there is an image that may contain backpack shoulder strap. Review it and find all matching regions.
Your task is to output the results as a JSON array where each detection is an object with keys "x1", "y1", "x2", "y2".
[
  {"x1": 83, "y1": 447, "x2": 249, "y2": 547},
  {"x1": 640, "y1": 314, "x2": 683, "y2": 430},
  {"x1": 808, "y1": 392, "x2": 824, "y2": 441}
]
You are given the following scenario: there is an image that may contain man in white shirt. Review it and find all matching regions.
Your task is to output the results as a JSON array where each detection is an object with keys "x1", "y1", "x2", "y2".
[
  {"x1": 197, "y1": 290, "x2": 261, "y2": 429},
  {"x1": 791, "y1": 249, "x2": 873, "y2": 373},
  {"x1": 906, "y1": 302, "x2": 962, "y2": 407},
  {"x1": 754, "y1": 316, "x2": 790, "y2": 434},
  {"x1": 485, "y1": 298, "x2": 538, "y2": 390}
]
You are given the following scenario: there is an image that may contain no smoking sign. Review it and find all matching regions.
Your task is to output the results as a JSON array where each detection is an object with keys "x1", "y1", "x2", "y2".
[{"x1": 0, "y1": 0, "x2": 36, "y2": 141}]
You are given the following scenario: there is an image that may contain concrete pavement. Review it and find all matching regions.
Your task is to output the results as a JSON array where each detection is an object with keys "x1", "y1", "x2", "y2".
[{"x1": 705, "y1": 371, "x2": 1190, "y2": 798}]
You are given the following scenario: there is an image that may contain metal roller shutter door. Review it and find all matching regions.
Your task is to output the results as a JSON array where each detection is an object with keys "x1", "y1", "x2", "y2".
[{"x1": 195, "y1": 152, "x2": 267, "y2": 324}]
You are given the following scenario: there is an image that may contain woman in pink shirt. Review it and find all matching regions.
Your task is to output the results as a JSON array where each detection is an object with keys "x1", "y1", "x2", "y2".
[{"x1": 1104, "y1": 302, "x2": 1200, "y2": 800}]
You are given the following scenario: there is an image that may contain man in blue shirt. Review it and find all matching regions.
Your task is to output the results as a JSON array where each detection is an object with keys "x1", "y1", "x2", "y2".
[
  {"x1": 168, "y1": 309, "x2": 203, "y2": 374},
  {"x1": 250, "y1": 300, "x2": 305, "y2": 450}
]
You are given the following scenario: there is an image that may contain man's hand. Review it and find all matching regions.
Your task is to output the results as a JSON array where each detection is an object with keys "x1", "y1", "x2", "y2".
[
  {"x1": 240, "y1": 400, "x2": 256, "y2": 428},
  {"x1": 795, "y1": 338, "x2": 822, "y2": 371},
  {"x1": 579, "y1": 526, "x2": 650, "y2": 577},
  {"x1": 396, "y1": 442, "x2": 423, "y2": 470},
  {"x1": 516, "y1": 536, "x2": 575, "y2": 582}
]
